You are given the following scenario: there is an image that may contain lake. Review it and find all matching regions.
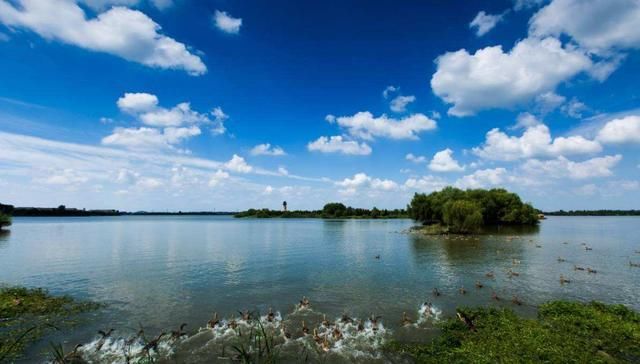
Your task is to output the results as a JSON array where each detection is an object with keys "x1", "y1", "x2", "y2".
[{"x1": 1, "y1": 216, "x2": 639, "y2": 362}]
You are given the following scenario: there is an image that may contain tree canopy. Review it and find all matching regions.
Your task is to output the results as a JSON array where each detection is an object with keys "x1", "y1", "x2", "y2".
[{"x1": 408, "y1": 187, "x2": 538, "y2": 232}]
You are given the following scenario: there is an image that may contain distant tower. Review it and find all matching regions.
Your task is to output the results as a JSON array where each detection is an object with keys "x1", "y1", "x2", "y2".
[{"x1": 283, "y1": 201, "x2": 287, "y2": 211}]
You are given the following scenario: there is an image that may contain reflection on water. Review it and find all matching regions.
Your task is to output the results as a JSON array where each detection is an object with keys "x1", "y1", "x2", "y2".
[{"x1": 0, "y1": 216, "x2": 639, "y2": 362}]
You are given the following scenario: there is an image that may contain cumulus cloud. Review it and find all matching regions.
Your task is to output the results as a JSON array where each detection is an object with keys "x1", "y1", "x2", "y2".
[
  {"x1": 596, "y1": 115, "x2": 640, "y2": 144},
  {"x1": 328, "y1": 111, "x2": 437, "y2": 140},
  {"x1": 101, "y1": 126, "x2": 201, "y2": 150},
  {"x1": 469, "y1": 11, "x2": 504, "y2": 36},
  {"x1": 214, "y1": 10, "x2": 242, "y2": 34},
  {"x1": 117, "y1": 93, "x2": 159, "y2": 113},
  {"x1": 336, "y1": 173, "x2": 398, "y2": 195},
  {"x1": 429, "y1": 148, "x2": 465, "y2": 172},
  {"x1": 250, "y1": 143, "x2": 286, "y2": 156},
  {"x1": 561, "y1": 98, "x2": 588, "y2": 118},
  {"x1": 404, "y1": 175, "x2": 447, "y2": 192},
  {"x1": 455, "y1": 168, "x2": 507, "y2": 189},
  {"x1": 389, "y1": 95, "x2": 416, "y2": 113},
  {"x1": 382, "y1": 85, "x2": 398, "y2": 99},
  {"x1": 535, "y1": 92, "x2": 566, "y2": 114},
  {"x1": 473, "y1": 124, "x2": 602, "y2": 161},
  {"x1": 224, "y1": 154, "x2": 252, "y2": 173},
  {"x1": 208, "y1": 169, "x2": 230, "y2": 187},
  {"x1": 529, "y1": 0, "x2": 640, "y2": 54},
  {"x1": 521, "y1": 155, "x2": 622, "y2": 179},
  {"x1": 511, "y1": 112, "x2": 542, "y2": 130},
  {"x1": 406, "y1": 153, "x2": 427, "y2": 163},
  {"x1": 307, "y1": 136, "x2": 372, "y2": 155},
  {"x1": 0, "y1": 0, "x2": 206, "y2": 75},
  {"x1": 431, "y1": 37, "x2": 592, "y2": 116}
]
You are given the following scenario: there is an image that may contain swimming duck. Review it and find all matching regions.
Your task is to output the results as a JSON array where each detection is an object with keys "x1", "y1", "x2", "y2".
[
  {"x1": 422, "y1": 302, "x2": 433, "y2": 318},
  {"x1": 629, "y1": 261, "x2": 640, "y2": 268},
  {"x1": 432, "y1": 287, "x2": 441, "y2": 297},
  {"x1": 560, "y1": 274, "x2": 571, "y2": 284},
  {"x1": 369, "y1": 314, "x2": 381, "y2": 332},
  {"x1": 321, "y1": 337, "x2": 331, "y2": 352},
  {"x1": 485, "y1": 271, "x2": 495, "y2": 278},
  {"x1": 512, "y1": 259, "x2": 521, "y2": 265},
  {"x1": 574, "y1": 265, "x2": 585, "y2": 271},
  {"x1": 171, "y1": 323, "x2": 187, "y2": 339},
  {"x1": 301, "y1": 320, "x2": 309, "y2": 335},
  {"x1": 208, "y1": 313, "x2": 220, "y2": 328},
  {"x1": 299, "y1": 296, "x2": 310, "y2": 309},
  {"x1": 312, "y1": 328, "x2": 323, "y2": 344},
  {"x1": 401, "y1": 312, "x2": 413, "y2": 326},
  {"x1": 459, "y1": 286, "x2": 467, "y2": 295},
  {"x1": 557, "y1": 257, "x2": 566, "y2": 262},
  {"x1": 227, "y1": 319, "x2": 238, "y2": 330},
  {"x1": 374, "y1": 255, "x2": 381, "y2": 259},
  {"x1": 321, "y1": 314, "x2": 331, "y2": 327},
  {"x1": 239, "y1": 310, "x2": 251, "y2": 321},
  {"x1": 508, "y1": 269, "x2": 520, "y2": 277},
  {"x1": 332, "y1": 327, "x2": 343, "y2": 340},
  {"x1": 587, "y1": 268, "x2": 597, "y2": 274},
  {"x1": 475, "y1": 281, "x2": 483, "y2": 289},
  {"x1": 585, "y1": 246, "x2": 593, "y2": 251},
  {"x1": 536, "y1": 244, "x2": 542, "y2": 248},
  {"x1": 267, "y1": 308, "x2": 275, "y2": 322},
  {"x1": 512, "y1": 296, "x2": 523, "y2": 306}
]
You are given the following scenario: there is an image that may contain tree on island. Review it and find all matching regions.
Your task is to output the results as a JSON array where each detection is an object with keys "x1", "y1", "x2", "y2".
[
  {"x1": 408, "y1": 187, "x2": 538, "y2": 233},
  {"x1": 0, "y1": 213, "x2": 11, "y2": 230},
  {"x1": 322, "y1": 202, "x2": 347, "y2": 218}
]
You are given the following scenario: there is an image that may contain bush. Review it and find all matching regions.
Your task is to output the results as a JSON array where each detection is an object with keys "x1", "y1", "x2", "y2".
[
  {"x1": 0, "y1": 213, "x2": 11, "y2": 229},
  {"x1": 443, "y1": 200, "x2": 483, "y2": 233}
]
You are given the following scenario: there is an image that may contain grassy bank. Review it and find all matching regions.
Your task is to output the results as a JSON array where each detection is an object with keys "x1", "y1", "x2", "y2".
[
  {"x1": 0, "y1": 286, "x2": 102, "y2": 361},
  {"x1": 385, "y1": 301, "x2": 640, "y2": 363}
]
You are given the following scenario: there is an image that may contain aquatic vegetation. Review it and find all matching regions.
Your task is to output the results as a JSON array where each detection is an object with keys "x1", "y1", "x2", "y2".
[
  {"x1": 0, "y1": 286, "x2": 102, "y2": 361},
  {"x1": 385, "y1": 301, "x2": 640, "y2": 363}
]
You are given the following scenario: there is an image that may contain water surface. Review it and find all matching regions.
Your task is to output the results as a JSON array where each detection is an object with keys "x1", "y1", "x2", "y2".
[{"x1": 1, "y1": 216, "x2": 639, "y2": 362}]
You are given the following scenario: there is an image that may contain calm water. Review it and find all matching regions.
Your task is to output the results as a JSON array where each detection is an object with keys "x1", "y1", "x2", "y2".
[{"x1": 1, "y1": 216, "x2": 639, "y2": 362}]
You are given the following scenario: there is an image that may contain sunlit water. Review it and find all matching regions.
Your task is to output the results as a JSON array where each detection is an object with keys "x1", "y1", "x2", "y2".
[{"x1": 1, "y1": 216, "x2": 639, "y2": 362}]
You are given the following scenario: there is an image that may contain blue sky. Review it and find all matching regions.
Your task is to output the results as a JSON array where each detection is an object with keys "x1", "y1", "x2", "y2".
[{"x1": 0, "y1": 0, "x2": 639, "y2": 211}]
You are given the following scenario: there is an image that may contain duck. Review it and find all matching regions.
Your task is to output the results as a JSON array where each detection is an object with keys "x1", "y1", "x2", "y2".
[
  {"x1": 312, "y1": 328, "x2": 323, "y2": 344},
  {"x1": 227, "y1": 319, "x2": 238, "y2": 330},
  {"x1": 587, "y1": 268, "x2": 597, "y2": 274},
  {"x1": 401, "y1": 312, "x2": 413, "y2": 326},
  {"x1": 535, "y1": 244, "x2": 542, "y2": 248},
  {"x1": 321, "y1": 337, "x2": 331, "y2": 352},
  {"x1": 299, "y1": 296, "x2": 310, "y2": 309},
  {"x1": 95, "y1": 329, "x2": 114, "y2": 351},
  {"x1": 374, "y1": 255, "x2": 381, "y2": 259},
  {"x1": 267, "y1": 308, "x2": 275, "y2": 323},
  {"x1": 432, "y1": 287, "x2": 441, "y2": 297},
  {"x1": 142, "y1": 332, "x2": 166, "y2": 355},
  {"x1": 63, "y1": 344, "x2": 84, "y2": 363},
  {"x1": 491, "y1": 291, "x2": 500, "y2": 301},
  {"x1": 563, "y1": 241, "x2": 569, "y2": 245},
  {"x1": 475, "y1": 281, "x2": 483, "y2": 289},
  {"x1": 171, "y1": 323, "x2": 187, "y2": 339},
  {"x1": 512, "y1": 259, "x2": 521, "y2": 265},
  {"x1": 574, "y1": 265, "x2": 585, "y2": 271},
  {"x1": 281, "y1": 324, "x2": 292, "y2": 339},
  {"x1": 630, "y1": 261, "x2": 640, "y2": 268},
  {"x1": 585, "y1": 246, "x2": 593, "y2": 251},
  {"x1": 301, "y1": 320, "x2": 309, "y2": 335},
  {"x1": 341, "y1": 313, "x2": 353, "y2": 324},
  {"x1": 485, "y1": 271, "x2": 495, "y2": 278},
  {"x1": 560, "y1": 274, "x2": 571, "y2": 284},
  {"x1": 239, "y1": 310, "x2": 252, "y2": 321},
  {"x1": 508, "y1": 269, "x2": 520, "y2": 278},
  {"x1": 208, "y1": 313, "x2": 220, "y2": 328},
  {"x1": 422, "y1": 302, "x2": 433, "y2": 318},
  {"x1": 459, "y1": 286, "x2": 467, "y2": 295},
  {"x1": 357, "y1": 320, "x2": 365, "y2": 332},
  {"x1": 557, "y1": 257, "x2": 566, "y2": 262},
  {"x1": 456, "y1": 311, "x2": 477, "y2": 332},
  {"x1": 512, "y1": 296, "x2": 523, "y2": 306},
  {"x1": 321, "y1": 314, "x2": 331, "y2": 327},
  {"x1": 332, "y1": 327, "x2": 343, "y2": 340},
  {"x1": 369, "y1": 314, "x2": 381, "y2": 332}
]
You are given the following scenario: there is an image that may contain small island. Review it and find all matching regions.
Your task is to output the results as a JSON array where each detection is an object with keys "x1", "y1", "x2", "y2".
[{"x1": 408, "y1": 187, "x2": 539, "y2": 234}]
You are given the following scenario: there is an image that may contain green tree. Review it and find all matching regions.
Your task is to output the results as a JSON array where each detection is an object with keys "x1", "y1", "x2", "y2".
[
  {"x1": 443, "y1": 200, "x2": 483, "y2": 233},
  {"x1": 322, "y1": 202, "x2": 347, "y2": 217},
  {"x1": 0, "y1": 213, "x2": 11, "y2": 230}
]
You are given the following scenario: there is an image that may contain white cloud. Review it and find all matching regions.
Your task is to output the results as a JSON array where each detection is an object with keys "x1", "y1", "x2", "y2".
[
  {"x1": 307, "y1": 136, "x2": 372, "y2": 155},
  {"x1": 521, "y1": 154, "x2": 622, "y2": 179},
  {"x1": 431, "y1": 37, "x2": 592, "y2": 116},
  {"x1": 329, "y1": 111, "x2": 437, "y2": 140},
  {"x1": 535, "y1": 92, "x2": 566, "y2": 114},
  {"x1": 403, "y1": 175, "x2": 447, "y2": 192},
  {"x1": 136, "y1": 176, "x2": 163, "y2": 189},
  {"x1": 224, "y1": 154, "x2": 252, "y2": 173},
  {"x1": 429, "y1": 148, "x2": 465, "y2": 172},
  {"x1": 596, "y1": 115, "x2": 640, "y2": 144},
  {"x1": 80, "y1": 0, "x2": 173, "y2": 11},
  {"x1": 389, "y1": 95, "x2": 416, "y2": 113},
  {"x1": 38, "y1": 168, "x2": 89, "y2": 185},
  {"x1": 473, "y1": 124, "x2": 602, "y2": 161},
  {"x1": 208, "y1": 169, "x2": 230, "y2": 187},
  {"x1": 263, "y1": 185, "x2": 274, "y2": 195},
  {"x1": 250, "y1": 143, "x2": 286, "y2": 156},
  {"x1": 512, "y1": 112, "x2": 542, "y2": 130},
  {"x1": 561, "y1": 98, "x2": 588, "y2": 118},
  {"x1": 101, "y1": 126, "x2": 201, "y2": 150},
  {"x1": 382, "y1": 85, "x2": 398, "y2": 99},
  {"x1": 513, "y1": 0, "x2": 545, "y2": 11},
  {"x1": 0, "y1": 1, "x2": 206, "y2": 75},
  {"x1": 455, "y1": 168, "x2": 507, "y2": 189},
  {"x1": 214, "y1": 10, "x2": 242, "y2": 34},
  {"x1": 469, "y1": 11, "x2": 504, "y2": 36},
  {"x1": 336, "y1": 173, "x2": 398, "y2": 193},
  {"x1": 529, "y1": 0, "x2": 640, "y2": 54},
  {"x1": 406, "y1": 153, "x2": 427, "y2": 163},
  {"x1": 117, "y1": 93, "x2": 159, "y2": 113}
]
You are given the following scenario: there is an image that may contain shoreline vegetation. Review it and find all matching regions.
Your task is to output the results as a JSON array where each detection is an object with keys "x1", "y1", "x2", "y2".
[
  {"x1": 0, "y1": 286, "x2": 102, "y2": 361},
  {"x1": 234, "y1": 202, "x2": 408, "y2": 219},
  {"x1": 408, "y1": 187, "x2": 540, "y2": 234}
]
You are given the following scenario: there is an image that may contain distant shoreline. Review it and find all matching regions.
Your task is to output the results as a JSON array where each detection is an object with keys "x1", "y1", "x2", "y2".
[{"x1": 543, "y1": 210, "x2": 640, "y2": 216}]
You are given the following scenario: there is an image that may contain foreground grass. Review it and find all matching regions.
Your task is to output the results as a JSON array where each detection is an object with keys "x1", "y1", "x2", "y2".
[
  {"x1": 385, "y1": 301, "x2": 640, "y2": 363},
  {"x1": 0, "y1": 286, "x2": 102, "y2": 361}
]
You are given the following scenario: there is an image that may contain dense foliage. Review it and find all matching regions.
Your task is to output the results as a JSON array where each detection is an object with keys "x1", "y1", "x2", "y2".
[
  {"x1": 235, "y1": 203, "x2": 407, "y2": 219},
  {"x1": 385, "y1": 301, "x2": 640, "y2": 363},
  {"x1": 408, "y1": 187, "x2": 538, "y2": 232},
  {"x1": 0, "y1": 213, "x2": 10, "y2": 229},
  {"x1": 545, "y1": 209, "x2": 640, "y2": 216}
]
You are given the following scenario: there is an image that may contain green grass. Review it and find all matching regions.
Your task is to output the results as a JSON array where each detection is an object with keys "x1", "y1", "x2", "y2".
[
  {"x1": 385, "y1": 301, "x2": 640, "y2": 363},
  {"x1": 0, "y1": 286, "x2": 102, "y2": 361}
]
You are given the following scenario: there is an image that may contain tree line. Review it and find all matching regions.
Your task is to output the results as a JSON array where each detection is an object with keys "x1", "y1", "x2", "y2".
[
  {"x1": 235, "y1": 203, "x2": 408, "y2": 219},
  {"x1": 407, "y1": 187, "x2": 539, "y2": 233},
  {"x1": 544, "y1": 210, "x2": 640, "y2": 216}
]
